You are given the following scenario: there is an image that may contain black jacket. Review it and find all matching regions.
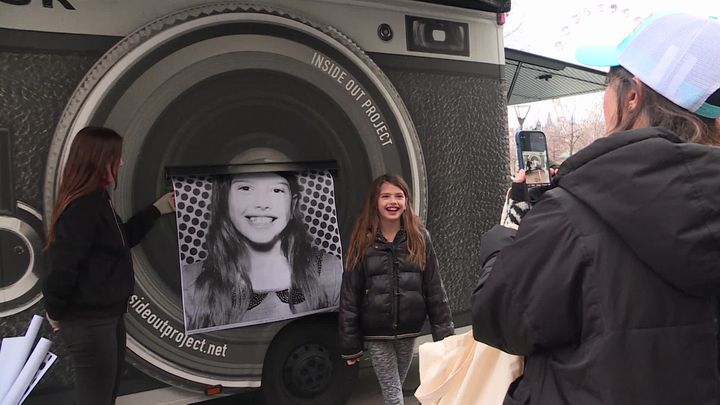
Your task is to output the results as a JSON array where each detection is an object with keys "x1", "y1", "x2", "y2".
[
  {"x1": 472, "y1": 128, "x2": 720, "y2": 405},
  {"x1": 339, "y1": 229, "x2": 454, "y2": 359},
  {"x1": 44, "y1": 188, "x2": 160, "y2": 320}
]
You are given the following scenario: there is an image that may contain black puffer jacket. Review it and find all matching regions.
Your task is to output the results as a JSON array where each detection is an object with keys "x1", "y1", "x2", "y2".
[
  {"x1": 44, "y1": 188, "x2": 160, "y2": 320},
  {"x1": 472, "y1": 128, "x2": 720, "y2": 404},
  {"x1": 339, "y1": 229, "x2": 454, "y2": 360}
]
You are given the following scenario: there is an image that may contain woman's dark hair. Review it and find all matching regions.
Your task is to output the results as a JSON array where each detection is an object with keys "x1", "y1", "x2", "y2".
[
  {"x1": 187, "y1": 172, "x2": 323, "y2": 329},
  {"x1": 345, "y1": 174, "x2": 426, "y2": 272},
  {"x1": 46, "y1": 127, "x2": 123, "y2": 247},
  {"x1": 606, "y1": 66, "x2": 720, "y2": 146}
]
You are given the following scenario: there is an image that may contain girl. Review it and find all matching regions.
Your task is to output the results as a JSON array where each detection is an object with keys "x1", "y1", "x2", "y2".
[
  {"x1": 339, "y1": 174, "x2": 454, "y2": 405},
  {"x1": 43, "y1": 126, "x2": 175, "y2": 405},
  {"x1": 472, "y1": 12, "x2": 720, "y2": 404},
  {"x1": 182, "y1": 171, "x2": 341, "y2": 331}
]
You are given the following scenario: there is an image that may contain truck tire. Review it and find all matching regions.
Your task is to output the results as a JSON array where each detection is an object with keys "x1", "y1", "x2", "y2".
[{"x1": 261, "y1": 316, "x2": 358, "y2": 404}]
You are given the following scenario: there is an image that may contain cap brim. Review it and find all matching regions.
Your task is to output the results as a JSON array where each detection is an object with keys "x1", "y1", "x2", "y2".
[{"x1": 575, "y1": 45, "x2": 620, "y2": 67}]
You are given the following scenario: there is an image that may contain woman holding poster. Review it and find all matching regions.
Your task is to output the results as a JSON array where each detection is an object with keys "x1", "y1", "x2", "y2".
[
  {"x1": 181, "y1": 171, "x2": 341, "y2": 332},
  {"x1": 43, "y1": 126, "x2": 175, "y2": 405}
]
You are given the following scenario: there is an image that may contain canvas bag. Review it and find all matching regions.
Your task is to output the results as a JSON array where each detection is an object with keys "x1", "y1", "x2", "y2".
[{"x1": 414, "y1": 331, "x2": 523, "y2": 405}]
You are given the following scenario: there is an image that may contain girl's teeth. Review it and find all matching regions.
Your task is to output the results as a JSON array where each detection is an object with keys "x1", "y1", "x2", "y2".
[{"x1": 249, "y1": 217, "x2": 273, "y2": 224}]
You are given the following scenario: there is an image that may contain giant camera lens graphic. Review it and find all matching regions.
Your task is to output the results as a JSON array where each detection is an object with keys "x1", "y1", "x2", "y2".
[{"x1": 43, "y1": 4, "x2": 427, "y2": 399}]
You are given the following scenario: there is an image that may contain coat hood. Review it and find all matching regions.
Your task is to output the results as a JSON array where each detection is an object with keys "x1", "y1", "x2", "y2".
[{"x1": 555, "y1": 127, "x2": 720, "y2": 297}]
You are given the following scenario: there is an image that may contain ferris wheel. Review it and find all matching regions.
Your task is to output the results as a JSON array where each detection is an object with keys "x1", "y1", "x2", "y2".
[
  {"x1": 554, "y1": 2, "x2": 646, "y2": 63},
  {"x1": 504, "y1": 1, "x2": 648, "y2": 65}
]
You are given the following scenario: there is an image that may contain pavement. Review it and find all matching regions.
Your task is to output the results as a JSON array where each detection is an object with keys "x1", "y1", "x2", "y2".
[
  {"x1": 29, "y1": 328, "x2": 473, "y2": 405},
  {"x1": 184, "y1": 349, "x2": 422, "y2": 404}
]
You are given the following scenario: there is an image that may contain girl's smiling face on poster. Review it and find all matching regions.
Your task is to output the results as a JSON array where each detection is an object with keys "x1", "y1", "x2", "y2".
[
  {"x1": 377, "y1": 182, "x2": 406, "y2": 223},
  {"x1": 228, "y1": 172, "x2": 294, "y2": 245}
]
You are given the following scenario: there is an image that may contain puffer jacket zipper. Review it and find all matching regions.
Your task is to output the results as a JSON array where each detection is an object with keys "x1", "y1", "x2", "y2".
[{"x1": 391, "y1": 240, "x2": 400, "y2": 335}]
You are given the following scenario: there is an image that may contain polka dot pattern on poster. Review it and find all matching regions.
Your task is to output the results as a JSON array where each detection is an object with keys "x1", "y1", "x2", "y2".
[{"x1": 172, "y1": 170, "x2": 341, "y2": 266}]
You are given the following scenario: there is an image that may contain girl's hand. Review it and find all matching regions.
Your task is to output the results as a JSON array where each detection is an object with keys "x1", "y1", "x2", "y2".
[{"x1": 346, "y1": 358, "x2": 359, "y2": 366}]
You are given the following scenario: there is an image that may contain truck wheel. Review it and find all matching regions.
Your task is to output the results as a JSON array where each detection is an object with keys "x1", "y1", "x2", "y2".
[{"x1": 261, "y1": 316, "x2": 358, "y2": 404}]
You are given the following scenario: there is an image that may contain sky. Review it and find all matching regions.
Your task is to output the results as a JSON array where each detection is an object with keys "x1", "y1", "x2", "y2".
[
  {"x1": 503, "y1": 0, "x2": 720, "y2": 129},
  {"x1": 504, "y1": 0, "x2": 720, "y2": 65}
]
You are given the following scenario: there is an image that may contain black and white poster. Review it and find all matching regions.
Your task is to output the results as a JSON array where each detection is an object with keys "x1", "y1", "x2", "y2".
[{"x1": 172, "y1": 167, "x2": 343, "y2": 334}]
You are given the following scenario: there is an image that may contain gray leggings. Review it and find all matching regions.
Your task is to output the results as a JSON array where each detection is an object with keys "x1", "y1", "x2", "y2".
[{"x1": 367, "y1": 338, "x2": 416, "y2": 405}]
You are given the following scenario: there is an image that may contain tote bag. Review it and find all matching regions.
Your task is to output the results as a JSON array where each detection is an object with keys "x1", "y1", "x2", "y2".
[{"x1": 414, "y1": 331, "x2": 523, "y2": 405}]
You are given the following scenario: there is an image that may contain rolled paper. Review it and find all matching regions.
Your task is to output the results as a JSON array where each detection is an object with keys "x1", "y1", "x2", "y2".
[
  {"x1": 19, "y1": 352, "x2": 57, "y2": 404},
  {"x1": 0, "y1": 338, "x2": 52, "y2": 405},
  {"x1": 0, "y1": 315, "x2": 44, "y2": 402}
]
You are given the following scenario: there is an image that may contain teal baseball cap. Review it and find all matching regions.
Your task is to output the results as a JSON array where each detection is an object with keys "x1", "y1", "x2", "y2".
[{"x1": 576, "y1": 12, "x2": 720, "y2": 119}]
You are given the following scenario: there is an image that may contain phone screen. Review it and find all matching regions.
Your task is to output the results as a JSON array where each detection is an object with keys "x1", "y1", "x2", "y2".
[{"x1": 516, "y1": 131, "x2": 550, "y2": 186}]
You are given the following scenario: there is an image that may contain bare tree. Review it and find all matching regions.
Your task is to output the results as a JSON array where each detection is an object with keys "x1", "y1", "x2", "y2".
[
  {"x1": 553, "y1": 102, "x2": 584, "y2": 156},
  {"x1": 542, "y1": 96, "x2": 605, "y2": 163},
  {"x1": 580, "y1": 103, "x2": 606, "y2": 144}
]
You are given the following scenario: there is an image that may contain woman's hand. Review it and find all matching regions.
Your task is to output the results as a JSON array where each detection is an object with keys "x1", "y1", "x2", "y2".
[
  {"x1": 46, "y1": 313, "x2": 60, "y2": 332},
  {"x1": 346, "y1": 358, "x2": 359, "y2": 366},
  {"x1": 502, "y1": 170, "x2": 531, "y2": 229},
  {"x1": 509, "y1": 170, "x2": 529, "y2": 202},
  {"x1": 505, "y1": 164, "x2": 558, "y2": 228},
  {"x1": 153, "y1": 191, "x2": 176, "y2": 215}
]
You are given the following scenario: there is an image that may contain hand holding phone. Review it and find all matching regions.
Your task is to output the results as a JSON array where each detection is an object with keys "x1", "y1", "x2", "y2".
[
  {"x1": 515, "y1": 130, "x2": 550, "y2": 186},
  {"x1": 500, "y1": 170, "x2": 531, "y2": 229}
]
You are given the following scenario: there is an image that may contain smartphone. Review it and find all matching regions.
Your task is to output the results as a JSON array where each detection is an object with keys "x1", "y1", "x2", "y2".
[{"x1": 515, "y1": 130, "x2": 550, "y2": 186}]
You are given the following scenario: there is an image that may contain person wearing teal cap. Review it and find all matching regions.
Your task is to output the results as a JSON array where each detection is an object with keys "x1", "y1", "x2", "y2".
[
  {"x1": 471, "y1": 12, "x2": 720, "y2": 404},
  {"x1": 576, "y1": 11, "x2": 720, "y2": 143}
]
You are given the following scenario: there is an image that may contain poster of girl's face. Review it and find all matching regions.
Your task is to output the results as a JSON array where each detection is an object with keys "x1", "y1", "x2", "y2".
[
  {"x1": 172, "y1": 169, "x2": 343, "y2": 335},
  {"x1": 227, "y1": 173, "x2": 293, "y2": 245}
]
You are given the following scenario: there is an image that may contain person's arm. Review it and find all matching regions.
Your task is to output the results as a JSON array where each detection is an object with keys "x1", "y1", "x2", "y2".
[
  {"x1": 338, "y1": 262, "x2": 365, "y2": 362},
  {"x1": 475, "y1": 224, "x2": 517, "y2": 290},
  {"x1": 121, "y1": 206, "x2": 160, "y2": 247},
  {"x1": 504, "y1": 169, "x2": 558, "y2": 228},
  {"x1": 44, "y1": 198, "x2": 99, "y2": 320},
  {"x1": 471, "y1": 196, "x2": 588, "y2": 355},
  {"x1": 121, "y1": 192, "x2": 174, "y2": 247},
  {"x1": 422, "y1": 231, "x2": 454, "y2": 341}
]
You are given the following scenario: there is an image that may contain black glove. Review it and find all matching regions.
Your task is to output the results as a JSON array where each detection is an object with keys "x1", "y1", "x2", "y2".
[
  {"x1": 505, "y1": 182, "x2": 532, "y2": 228},
  {"x1": 503, "y1": 171, "x2": 556, "y2": 228}
]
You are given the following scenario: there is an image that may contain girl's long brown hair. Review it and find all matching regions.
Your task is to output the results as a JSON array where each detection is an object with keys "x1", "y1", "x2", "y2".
[
  {"x1": 607, "y1": 66, "x2": 720, "y2": 146},
  {"x1": 345, "y1": 174, "x2": 426, "y2": 272},
  {"x1": 46, "y1": 127, "x2": 123, "y2": 247}
]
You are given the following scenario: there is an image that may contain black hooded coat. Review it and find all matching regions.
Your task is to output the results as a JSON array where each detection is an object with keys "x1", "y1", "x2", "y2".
[{"x1": 472, "y1": 127, "x2": 720, "y2": 405}]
